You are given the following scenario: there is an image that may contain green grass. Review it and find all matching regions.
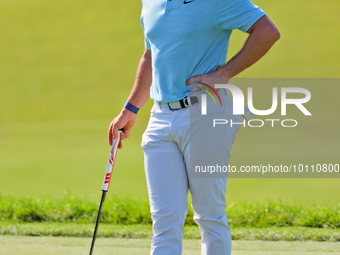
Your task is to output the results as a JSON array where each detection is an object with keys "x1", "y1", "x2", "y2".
[
  {"x1": 0, "y1": 236, "x2": 340, "y2": 255},
  {"x1": 1, "y1": 195, "x2": 340, "y2": 230},
  {"x1": 1, "y1": 223, "x2": 340, "y2": 241},
  {"x1": 0, "y1": 0, "x2": 339, "y2": 203}
]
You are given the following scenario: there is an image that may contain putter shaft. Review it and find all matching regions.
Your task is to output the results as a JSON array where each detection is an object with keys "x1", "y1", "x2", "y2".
[
  {"x1": 89, "y1": 130, "x2": 122, "y2": 255},
  {"x1": 89, "y1": 191, "x2": 107, "y2": 255}
]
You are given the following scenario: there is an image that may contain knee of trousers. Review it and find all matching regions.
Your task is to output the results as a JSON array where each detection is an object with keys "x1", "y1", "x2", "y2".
[
  {"x1": 191, "y1": 200, "x2": 227, "y2": 220},
  {"x1": 193, "y1": 211, "x2": 229, "y2": 229},
  {"x1": 152, "y1": 209, "x2": 187, "y2": 239}
]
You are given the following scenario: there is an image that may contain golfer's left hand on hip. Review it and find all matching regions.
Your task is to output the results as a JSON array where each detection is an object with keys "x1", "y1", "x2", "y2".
[{"x1": 185, "y1": 67, "x2": 230, "y2": 92}]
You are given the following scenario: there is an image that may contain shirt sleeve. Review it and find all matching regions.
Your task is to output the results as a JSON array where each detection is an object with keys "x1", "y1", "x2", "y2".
[
  {"x1": 216, "y1": 0, "x2": 266, "y2": 32},
  {"x1": 140, "y1": 16, "x2": 151, "y2": 50}
]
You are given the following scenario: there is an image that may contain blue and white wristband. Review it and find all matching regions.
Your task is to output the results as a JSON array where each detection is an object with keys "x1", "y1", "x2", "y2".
[{"x1": 124, "y1": 101, "x2": 139, "y2": 114}]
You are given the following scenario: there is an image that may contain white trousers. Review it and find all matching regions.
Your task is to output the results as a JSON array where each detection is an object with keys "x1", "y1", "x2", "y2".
[{"x1": 141, "y1": 89, "x2": 240, "y2": 255}]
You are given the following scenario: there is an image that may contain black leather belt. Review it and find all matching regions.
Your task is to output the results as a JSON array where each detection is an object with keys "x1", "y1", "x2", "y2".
[
  {"x1": 166, "y1": 95, "x2": 199, "y2": 111},
  {"x1": 159, "y1": 95, "x2": 198, "y2": 111}
]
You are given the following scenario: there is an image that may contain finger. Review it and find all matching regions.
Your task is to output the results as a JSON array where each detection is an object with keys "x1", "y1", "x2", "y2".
[
  {"x1": 186, "y1": 75, "x2": 203, "y2": 85},
  {"x1": 124, "y1": 130, "x2": 130, "y2": 139},
  {"x1": 108, "y1": 122, "x2": 119, "y2": 146},
  {"x1": 118, "y1": 139, "x2": 123, "y2": 149},
  {"x1": 108, "y1": 123, "x2": 113, "y2": 146},
  {"x1": 120, "y1": 132, "x2": 126, "y2": 140},
  {"x1": 112, "y1": 125, "x2": 118, "y2": 141}
]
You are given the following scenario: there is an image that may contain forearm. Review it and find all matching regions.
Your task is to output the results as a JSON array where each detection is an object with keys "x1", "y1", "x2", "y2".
[
  {"x1": 108, "y1": 49, "x2": 152, "y2": 145},
  {"x1": 126, "y1": 49, "x2": 152, "y2": 109},
  {"x1": 220, "y1": 15, "x2": 280, "y2": 78}
]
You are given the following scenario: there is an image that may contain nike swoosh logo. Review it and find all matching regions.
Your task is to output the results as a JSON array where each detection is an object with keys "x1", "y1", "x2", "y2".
[{"x1": 184, "y1": 0, "x2": 196, "y2": 4}]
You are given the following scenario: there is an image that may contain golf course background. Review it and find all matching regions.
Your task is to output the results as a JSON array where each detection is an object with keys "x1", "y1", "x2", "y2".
[{"x1": 1, "y1": 0, "x2": 339, "y2": 206}]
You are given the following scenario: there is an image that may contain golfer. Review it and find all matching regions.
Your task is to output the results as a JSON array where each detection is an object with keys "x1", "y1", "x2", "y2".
[{"x1": 108, "y1": 0, "x2": 279, "y2": 254}]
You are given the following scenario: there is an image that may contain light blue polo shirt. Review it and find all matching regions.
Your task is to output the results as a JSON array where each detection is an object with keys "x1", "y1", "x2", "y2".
[{"x1": 141, "y1": 0, "x2": 265, "y2": 102}]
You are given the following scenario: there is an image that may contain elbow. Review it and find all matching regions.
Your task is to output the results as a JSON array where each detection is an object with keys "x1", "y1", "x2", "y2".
[
  {"x1": 268, "y1": 26, "x2": 281, "y2": 44},
  {"x1": 272, "y1": 28, "x2": 281, "y2": 42},
  {"x1": 249, "y1": 16, "x2": 280, "y2": 44}
]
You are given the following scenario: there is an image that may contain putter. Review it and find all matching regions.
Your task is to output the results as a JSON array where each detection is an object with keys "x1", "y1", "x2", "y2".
[{"x1": 89, "y1": 130, "x2": 122, "y2": 255}]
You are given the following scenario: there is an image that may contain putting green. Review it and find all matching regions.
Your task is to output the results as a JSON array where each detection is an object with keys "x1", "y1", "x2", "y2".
[{"x1": 0, "y1": 236, "x2": 340, "y2": 255}]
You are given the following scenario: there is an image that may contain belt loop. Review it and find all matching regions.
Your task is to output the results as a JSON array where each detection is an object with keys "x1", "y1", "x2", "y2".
[{"x1": 219, "y1": 87, "x2": 227, "y2": 96}]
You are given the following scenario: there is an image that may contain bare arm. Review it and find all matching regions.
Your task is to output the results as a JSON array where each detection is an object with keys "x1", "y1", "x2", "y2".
[
  {"x1": 108, "y1": 49, "x2": 152, "y2": 147},
  {"x1": 220, "y1": 15, "x2": 280, "y2": 78},
  {"x1": 186, "y1": 15, "x2": 280, "y2": 84}
]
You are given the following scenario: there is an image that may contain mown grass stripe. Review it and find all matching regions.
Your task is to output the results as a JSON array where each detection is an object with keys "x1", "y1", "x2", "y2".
[{"x1": 1, "y1": 223, "x2": 340, "y2": 241}]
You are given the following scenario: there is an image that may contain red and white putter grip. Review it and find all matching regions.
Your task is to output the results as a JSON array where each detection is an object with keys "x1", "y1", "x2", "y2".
[{"x1": 102, "y1": 130, "x2": 122, "y2": 191}]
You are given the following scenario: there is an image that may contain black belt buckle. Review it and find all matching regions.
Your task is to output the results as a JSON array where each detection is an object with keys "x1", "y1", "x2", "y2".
[{"x1": 167, "y1": 96, "x2": 198, "y2": 111}]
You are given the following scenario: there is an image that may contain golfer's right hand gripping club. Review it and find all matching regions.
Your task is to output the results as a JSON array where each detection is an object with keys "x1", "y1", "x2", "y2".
[
  {"x1": 102, "y1": 129, "x2": 122, "y2": 192},
  {"x1": 89, "y1": 129, "x2": 122, "y2": 255}
]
